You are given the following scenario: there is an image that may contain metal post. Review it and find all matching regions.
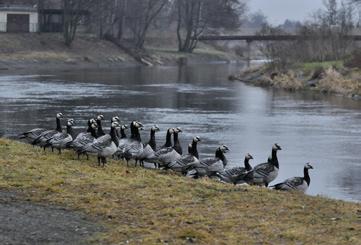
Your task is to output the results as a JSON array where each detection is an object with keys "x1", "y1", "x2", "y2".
[{"x1": 246, "y1": 40, "x2": 252, "y2": 67}]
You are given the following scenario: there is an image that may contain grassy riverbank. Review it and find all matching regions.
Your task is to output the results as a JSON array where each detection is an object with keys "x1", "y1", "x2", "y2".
[
  {"x1": 0, "y1": 33, "x2": 240, "y2": 73},
  {"x1": 233, "y1": 61, "x2": 361, "y2": 99},
  {"x1": 0, "y1": 138, "x2": 360, "y2": 244}
]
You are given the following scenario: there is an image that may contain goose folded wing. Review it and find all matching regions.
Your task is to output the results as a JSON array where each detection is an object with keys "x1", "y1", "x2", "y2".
[
  {"x1": 72, "y1": 133, "x2": 93, "y2": 147},
  {"x1": 206, "y1": 160, "x2": 224, "y2": 174},
  {"x1": 253, "y1": 163, "x2": 275, "y2": 178},
  {"x1": 125, "y1": 142, "x2": 143, "y2": 156},
  {"x1": 85, "y1": 135, "x2": 112, "y2": 153},
  {"x1": 22, "y1": 128, "x2": 47, "y2": 138},
  {"x1": 139, "y1": 144, "x2": 154, "y2": 159},
  {"x1": 49, "y1": 133, "x2": 69, "y2": 143},
  {"x1": 168, "y1": 154, "x2": 194, "y2": 169},
  {"x1": 274, "y1": 177, "x2": 304, "y2": 190},
  {"x1": 155, "y1": 147, "x2": 174, "y2": 157},
  {"x1": 225, "y1": 167, "x2": 247, "y2": 177}
]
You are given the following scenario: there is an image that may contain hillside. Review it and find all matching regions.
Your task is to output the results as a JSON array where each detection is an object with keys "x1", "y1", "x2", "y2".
[{"x1": 0, "y1": 138, "x2": 360, "y2": 244}]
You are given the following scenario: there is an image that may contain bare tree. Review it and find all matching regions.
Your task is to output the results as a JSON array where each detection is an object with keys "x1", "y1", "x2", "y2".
[
  {"x1": 176, "y1": 0, "x2": 245, "y2": 53},
  {"x1": 63, "y1": 0, "x2": 94, "y2": 47},
  {"x1": 176, "y1": 0, "x2": 205, "y2": 53},
  {"x1": 127, "y1": 0, "x2": 168, "y2": 49}
]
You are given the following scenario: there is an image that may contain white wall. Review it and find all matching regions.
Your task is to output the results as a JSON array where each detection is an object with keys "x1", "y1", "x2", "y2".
[{"x1": 0, "y1": 11, "x2": 38, "y2": 32}]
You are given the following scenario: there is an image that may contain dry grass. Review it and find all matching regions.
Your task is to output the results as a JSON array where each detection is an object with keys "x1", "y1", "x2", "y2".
[
  {"x1": 0, "y1": 138, "x2": 360, "y2": 244},
  {"x1": 272, "y1": 71, "x2": 305, "y2": 91},
  {"x1": 318, "y1": 68, "x2": 361, "y2": 96}
]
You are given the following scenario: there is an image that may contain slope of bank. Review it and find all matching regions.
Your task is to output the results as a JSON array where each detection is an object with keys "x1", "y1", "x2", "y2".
[
  {"x1": 0, "y1": 138, "x2": 360, "y2": 244},
  {"x1": 231, "y1": 61, "x2": 361, "y2": 100},
  {"x1": 0, "y1": 33, "x2": 241, "y2": 73}
]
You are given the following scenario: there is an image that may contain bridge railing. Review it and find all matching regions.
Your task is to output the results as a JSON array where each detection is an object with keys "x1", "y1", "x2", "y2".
[{"x1": 197, "y1": 35, "x2": 361, "y2": 41}]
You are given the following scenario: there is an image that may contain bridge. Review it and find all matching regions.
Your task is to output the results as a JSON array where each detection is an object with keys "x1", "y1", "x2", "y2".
[
  {"x1": 198, "y1": 34, "x2": 361, "y2": 42},
  {"x1": 198, "y1": 34, "x2": 361, "y2": 66}
]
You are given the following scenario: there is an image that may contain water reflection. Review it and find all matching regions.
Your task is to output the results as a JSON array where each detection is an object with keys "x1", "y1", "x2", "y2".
[{"x1": 0, "y1": 64, "x2": 360, "y2": 202}]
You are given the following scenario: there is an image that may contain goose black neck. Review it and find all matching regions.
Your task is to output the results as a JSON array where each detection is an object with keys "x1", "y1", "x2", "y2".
[
  {"x1": 56, "y1": 118, "x2": 62, "y2": 132},
  {"x1": 97, "y1": 119, "x2": 104, "y2": 136},
  {"x1": 90, "y1": 126, "x2": 97, "y2": 138},
  {"x1": 130, "y1": 126, "x2": 141, "y2": 142},
  {"x1": 187, "y1": 145, "x2": 192, "y2": 154},
  {"x1": 173, "y1": 132, "x2": 182, "y2": 154},
  {"x1": 164, "y1": 130, "x2": 172, "y2": 147},
  {"x1": 66, "y1": 125, "x2": 74, "y2": 138},
  {"x1": 110, "y1": 126, "x2": 119, "y2": 147},
  {"x1": 86, "y1": 122, "x2": 92, "y2": 132},
  {"x1": 216, "y1": 149, "x2": 227, "y2": 167},
  {"x1": 244, "y1": 158, "x2": 252, "y2": 171},
  {"x1": 191, "y1": 141, "x2": 199, "y2": 159},
  {"x1": 148, "y1": 130, "x2": 156, "y2": 151},
  {"x1": 304, "y1": 167, "x2": 311, "y2": 185},
  {"x1": 120, "y1": 128, "x2": 127, "y2": 139},
  {"x1": 271, "y1": 149, "x2": 279, "y2": 168}
]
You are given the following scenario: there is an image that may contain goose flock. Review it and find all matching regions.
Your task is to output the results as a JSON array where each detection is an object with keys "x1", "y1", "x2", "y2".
[{"x1": 19, "y1": 113, "x2": 314, "y2": 193}]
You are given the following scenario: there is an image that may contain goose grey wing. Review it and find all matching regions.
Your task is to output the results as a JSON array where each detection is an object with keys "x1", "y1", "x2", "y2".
[
  {"x1": 49, "y1": 133, "x2": 68, "y2": 143},
  {"x1": 155, "y1": 147, "x2": 174, "y2": 157},
  {"x1": 20, "y1": 128, "x2": 47, "y2": 139},
  {"x1": 253, "y1": 163, "x2": 275, "y2": 178},
  {"x1": 225, "y1": 167, "x2": 247, "y2": 177},
  {"x1": 207, "y1": 160, "x2": 224, "y2": 174},
  {"x1": 84, "y1": 135, "x2": 112, "y2": 153},
  {"x1": 139, "y1": 144, "x2": 155, "y2": 159},
  {"x1": 125, "y1": 142, "x2": 144, "y2": 157},
  {"x1": 72, "y1": 133, "x2": 94, "y2": 148},
  {"x1": 274, "y1": 177, "x2": 304, "y2": 190},
  {"x1": 200, "y1": 158, "x2": 217, "y2": 167},
  {"x1": 168, "y1": 154, "x2": 195, "y2": 169}
]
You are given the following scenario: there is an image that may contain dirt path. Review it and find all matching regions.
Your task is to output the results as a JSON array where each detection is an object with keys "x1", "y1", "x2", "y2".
[{"x1": 0, "y1": 190, "x2": 103, "y2": 245}]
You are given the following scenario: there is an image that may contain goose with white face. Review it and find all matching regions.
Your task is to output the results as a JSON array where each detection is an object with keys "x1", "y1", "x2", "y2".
[{"x1": 271, "y1": 163, "x2": 314, "y2": 193}]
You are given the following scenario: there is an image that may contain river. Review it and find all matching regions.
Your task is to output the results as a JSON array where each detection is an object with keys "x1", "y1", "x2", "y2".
[{"x1": 0, "y1": 64, "x2": 360, "y2": 202}]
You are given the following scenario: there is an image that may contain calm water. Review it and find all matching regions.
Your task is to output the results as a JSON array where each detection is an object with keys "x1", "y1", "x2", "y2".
[{"x1": 0, "y1": 64, "x2": 361, "y2": 202}]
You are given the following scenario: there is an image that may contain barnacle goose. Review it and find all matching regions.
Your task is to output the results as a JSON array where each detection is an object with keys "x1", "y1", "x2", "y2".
[
  {"x1": 46, "y1": 119, "x2": 75, "y2": 154},
  {"x1": 172, "y1": 127, "x2": 183, "y2": 155},
  {"x1": 70, "y1": 120, "x2": 98, "y2": 159},
  {"x1": 271, "y1": 163, "x2": 313, "y2": 193},
  {"x1": 245, "y1": 143, "x2": 282, "y2": 187},
  {"x1": 166, "y1": 136, "x2": 201, "y2": 173},
  {"x1": 119, "y1": 121, "x2": 144, "y2": 166},
  {"x1": 186, "y1": 145, "x2": 229, "y2": 179},
  {"x1": 137, "y1": 125, "x2": 160, "y2": 166},
  {"x1": 150, "y1": 128, "x2": 183, "y2": 168},
  {"x1": 32, "y1": 113, "x2": 64, "y2": 149},
  {"x1": 96, "y1": 114, "x2": 105, "y2": 137},
  {"x1": 216, "y1": 153, "x2": 253, "y2": 185},
  {"x1": 81, "y1": 121, "x2": 120, "y2": 166}
]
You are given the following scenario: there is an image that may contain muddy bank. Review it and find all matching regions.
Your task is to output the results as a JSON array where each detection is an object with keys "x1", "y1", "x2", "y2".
[
  {"x1": 0, "y1": 190, "x2": 103, "y2": 245},
  {"x1": 231, "y1": 64, "x2": 361, "y2": 100}
]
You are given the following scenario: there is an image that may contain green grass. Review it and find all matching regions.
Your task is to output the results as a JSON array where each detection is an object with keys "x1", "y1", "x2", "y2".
[
  {"x1": 0, "y1": 138, "x2": 360, "y2": 244},
  {"x1": 300, "y1": 60, "x2": 344, "y2": 73}
]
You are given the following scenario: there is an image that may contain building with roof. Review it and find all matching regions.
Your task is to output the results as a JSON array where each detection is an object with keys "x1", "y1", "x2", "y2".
[{"x1": 0, "y1": 4, "x2": 38, "y2": 32}]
